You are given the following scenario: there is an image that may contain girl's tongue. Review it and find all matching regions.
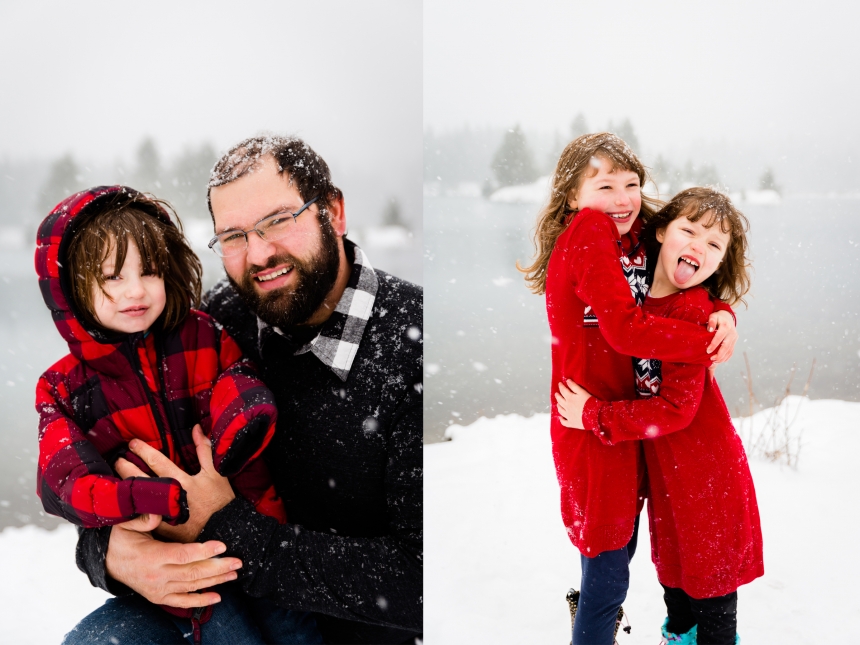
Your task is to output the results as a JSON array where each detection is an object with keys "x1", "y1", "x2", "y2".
[{"x1": 674, "y1": 259, "x2": 697, "y2": 285}]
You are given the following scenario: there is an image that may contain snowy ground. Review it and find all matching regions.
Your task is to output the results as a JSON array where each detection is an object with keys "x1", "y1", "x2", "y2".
[
  {"x1": 0, "y1": 524, "x2": 109, "y2": 643},
  {"x1": 3, "y1": 397, "x2": 856, "y2": 644},
  {"x1": 425, "y1": 398, "x2": 860, "y2": 644}
]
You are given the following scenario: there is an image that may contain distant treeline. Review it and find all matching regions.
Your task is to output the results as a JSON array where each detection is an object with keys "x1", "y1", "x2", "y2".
[
  {"x1": 1, "y1": 138, "x2": 413, "y2": 248},
  {"x1": 425, "y1": 114, "x2": 780, "y2": 198},
  {"x1": 0, "y1": 139, "x2": 219, "y2": 245}
]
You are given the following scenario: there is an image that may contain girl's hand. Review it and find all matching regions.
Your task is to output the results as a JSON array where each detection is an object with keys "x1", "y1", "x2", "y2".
[
  {"x1": 554, "y1": 379, "x2": 594, "y2": 430},
  {"x1": 706, "y1": 310, "x2": 738, "y2": 364}
]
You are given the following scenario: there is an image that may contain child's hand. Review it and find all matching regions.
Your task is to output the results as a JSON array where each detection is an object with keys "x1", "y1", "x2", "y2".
[
  {"x1": 706, "y1": 310, "x2": 738, "y2": 363},
  {"x1": 555, "y1": 379, "x2": 593, "y2": 430}
]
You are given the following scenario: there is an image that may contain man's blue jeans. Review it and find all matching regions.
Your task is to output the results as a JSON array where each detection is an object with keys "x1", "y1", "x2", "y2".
[
  {"x1": 62, "y1": 584, "x2": 322, "y2": 645},
  {"x1": 572, "y1": 514, "x2": 640, "y2": 645}
]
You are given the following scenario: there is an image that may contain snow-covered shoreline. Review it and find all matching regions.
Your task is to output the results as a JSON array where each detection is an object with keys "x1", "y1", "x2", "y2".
[
  {"x1": 3, "y1": 397, "x2": 857, "y2": 643},
  {"x1": 425, "y1": 398, "x2": 860, "y2": 644},
  {"x1": 0, "y1": 523, "x2": 109, "y2": 644}
]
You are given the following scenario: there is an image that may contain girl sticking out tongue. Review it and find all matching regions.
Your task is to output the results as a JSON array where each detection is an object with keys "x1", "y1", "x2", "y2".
[{"x1": 647, "y1": 188, "x2": 749, "y2": 301}]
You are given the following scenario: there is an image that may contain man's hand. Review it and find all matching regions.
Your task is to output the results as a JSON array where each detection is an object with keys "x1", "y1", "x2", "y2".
[
  {"x1": 105, "y1": 513, "x2": 241, "y2": 608},
  {"x1": 554, "y1": 379, "x2": 594, "y2": 429},
  {"x1": 705, "y1": 309, "x2": 738, "y2": 364},
  {"x1": 115, "y1": 424, "x2": 235, "y2": 543}
]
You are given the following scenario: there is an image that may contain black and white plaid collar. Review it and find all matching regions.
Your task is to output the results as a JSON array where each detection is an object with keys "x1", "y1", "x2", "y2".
[{"x1": 256, "y1": 240, "x2": 378, "y2": 382}]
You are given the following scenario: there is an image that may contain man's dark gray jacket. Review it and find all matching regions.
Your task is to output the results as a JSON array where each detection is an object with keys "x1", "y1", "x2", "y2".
[{"x1": 76, "y1": 267, "x2": 423, "y2": 645}]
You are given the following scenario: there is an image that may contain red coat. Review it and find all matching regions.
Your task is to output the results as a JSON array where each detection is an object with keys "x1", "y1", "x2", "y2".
[
  {"x1": 582, "y1": 287, "x2": 763, "y2": 598},
  {"x1": 545, "y1": 209, "x2": 732, "y2": 555},
  {"x1": 35, "y1": 186, "x2": 286, "y2": 528}
]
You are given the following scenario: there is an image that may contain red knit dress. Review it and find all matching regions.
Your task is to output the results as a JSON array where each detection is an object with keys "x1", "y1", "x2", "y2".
[
  {"x1": 582, "y1": 287, "x2": 764, "y2": 598},
  {"x1": 545, "y1": 208, "x2": 734, "y2": 556}
]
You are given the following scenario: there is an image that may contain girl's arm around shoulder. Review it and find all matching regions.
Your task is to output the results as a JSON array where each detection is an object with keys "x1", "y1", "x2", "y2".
[
  {"x1": 581, "y1": 290, "x2": 712, "y2": 445},
  {"x1": 562, "y1": 209, "x2": 717, "y2": 365}
]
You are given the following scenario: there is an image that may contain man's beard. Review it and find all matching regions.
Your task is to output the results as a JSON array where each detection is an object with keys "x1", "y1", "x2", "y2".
[{"x1": 227, "y1": 219, "x2": 341, "y2": 329}]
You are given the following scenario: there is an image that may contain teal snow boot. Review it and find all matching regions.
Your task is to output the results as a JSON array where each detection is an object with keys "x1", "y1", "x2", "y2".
[
  {"x1": 659, "y1": 618, "x2": 740, "y2": 644},
  {"x1": 660, "y1": 618, "x2": 697, "y2": 644}
]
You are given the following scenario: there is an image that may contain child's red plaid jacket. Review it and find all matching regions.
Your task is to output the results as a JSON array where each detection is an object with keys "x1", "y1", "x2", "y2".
[{"x1": 34, "y1": 186, "x2": 286, "y2": 528}]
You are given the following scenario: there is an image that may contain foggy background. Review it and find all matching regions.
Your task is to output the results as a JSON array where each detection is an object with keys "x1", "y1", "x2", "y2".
[
  {"x1": 424, "y1": 0, "x2": 860, "y2": 441},
  {"x1": 0, "y1": 1, "x2": 422, "y2": 529}
]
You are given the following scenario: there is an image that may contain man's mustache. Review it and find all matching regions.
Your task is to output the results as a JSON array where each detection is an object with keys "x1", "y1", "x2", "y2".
[{"x1": 243, "y1": 254, "x2": 301, "y2": 281}]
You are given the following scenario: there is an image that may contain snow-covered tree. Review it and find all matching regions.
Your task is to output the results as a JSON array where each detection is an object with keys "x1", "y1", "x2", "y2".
[
  {"x1": 544, "y1": 129, "x2": 566, "y2": 174},
  {"x1": 38, "y1": 153, "x2": 83, "y2": 216},
  {"x1": 383, "y1": 197, "x2": 407, "y2": 228},
  {"x1": 165, "y1": 142, "x2": 217, "y2": 219},
  {"x1": 650, "y1": 154, "x2": 673, "y2": 186},
  {"x1": 759, "y1": 167, "x2": 781, "y2": 194},
  {"x1": 569, "y1": 113, "x2": 589, "y2": 139},
  {"x1": 133, "y1": 137, "x2": 161, "y2": 192},
  {"x1": 608, "y1": 118, "x2": 640, "y2": 155},
  {"x1": 695, "y1": 162, "x2": 720, "y2": 187},
  {"x1": 491, "y1": 125, "x2": 539, "y2": 187}
]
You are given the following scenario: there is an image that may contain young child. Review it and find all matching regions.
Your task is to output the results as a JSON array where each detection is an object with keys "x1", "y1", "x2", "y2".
[
  {"x1": 556, "y1": 187, "x2": 763, "y2": 644},
  {"x1": 35, "y1": 185, "x2": 321, "y2": 644},
  {"x1": 519, "y1": 133, "x2": 739, "y2": 645}
]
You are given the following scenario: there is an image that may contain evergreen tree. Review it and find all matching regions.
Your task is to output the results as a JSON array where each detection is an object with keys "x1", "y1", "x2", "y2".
[
  {"x1": 133, "y1": 137, "x2": 161, "y2": 192},
  {"x1": 382, "y1": 197, "x2": 406, "y2": 228},
  {"x1": 649, "y1": 155, "x2": 673, "y2": 195},
  {"x1": 569, "y1": 113, "x2": 589, "y2": 139},
  {"x1": 682, "y1": 159, "x2": 696, "y2": 186},
  {"x1": 608, "y1": 118, "x2": 640, "y2": 154},
  {"x1": 695, "y1": 163, "x2": 720, "y2": 187},
  {"x1": 481, "y1": 177, "x2": 496, "y2": 198},
  {"x1": 38, "y1": 153, "x2": 83, "y2": 215},
  {"x1": 423, "y1": 125, "x2": 511, "y2": 189},
  {"x1": 545, "y1": 129, "x2": 565, "y2": 174},
  {"x1": 491, "y1": 125, "x2": 539, "y2": 188},
  {"x1": 166, "y1": 142, "x2": 218, "y2": 219},
  {"x1": 759, "y1": 167, "x2": 780, "y2": 194}
]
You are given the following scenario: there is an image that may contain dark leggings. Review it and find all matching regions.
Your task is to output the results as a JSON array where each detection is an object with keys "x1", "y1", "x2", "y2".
[
  {"x1": 663, "y1": 584, "x2": 737, "y2": 645},
  {"x1": 572, "y1": 515, "x2": 640, "y2": 645}
]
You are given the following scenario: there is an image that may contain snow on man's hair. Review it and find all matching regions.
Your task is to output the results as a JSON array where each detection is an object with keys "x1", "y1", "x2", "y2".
[{"x1": 206, "y1": 134, "x2": 343, "y2": 218}]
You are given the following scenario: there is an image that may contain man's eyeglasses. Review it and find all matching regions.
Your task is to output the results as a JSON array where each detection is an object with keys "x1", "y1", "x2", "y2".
[{"x1": 208, "y1": 196, "x2": 319, "y2": 257}]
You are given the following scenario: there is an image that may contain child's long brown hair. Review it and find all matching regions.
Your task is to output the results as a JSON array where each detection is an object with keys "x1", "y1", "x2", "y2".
[
  {"x1": 642, "y1": 187, "x2": 751, "y2": 307},
  {"x1": 67, "y1": 193, "x2": 203, "y2": 332},
  {"x1": 518, "y1": 132, "x2": 662, "y2": 294}
]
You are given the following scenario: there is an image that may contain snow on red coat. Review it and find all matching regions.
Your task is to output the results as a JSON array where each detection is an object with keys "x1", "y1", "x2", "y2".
[
  {"x1": 545, "y1": 208, "x2": 734, "y2": 556},
  {"x1": 35, "y1": 185, "x2": 286, "y2": 528},
  {"x1": 581, "y1": 287, "x2": 763, "y2": 598}
]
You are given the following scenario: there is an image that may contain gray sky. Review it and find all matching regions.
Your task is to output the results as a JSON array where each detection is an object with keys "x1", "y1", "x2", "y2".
[
  {"x1": 0, "y1": 1, "x2": 421, "y2": 221},
  {"x1": 425, "y1": 0, "x2": 860, "y2": 153}
]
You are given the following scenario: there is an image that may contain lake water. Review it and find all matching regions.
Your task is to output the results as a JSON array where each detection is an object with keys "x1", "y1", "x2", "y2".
[{"x1": 424, "y1": 195, "x2": 860, "y2": 443}]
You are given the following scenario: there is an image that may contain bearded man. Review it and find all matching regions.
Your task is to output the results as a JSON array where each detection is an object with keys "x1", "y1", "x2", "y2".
[{"x1": 68, "y1": 136, "x2": 423, "y2": 645}]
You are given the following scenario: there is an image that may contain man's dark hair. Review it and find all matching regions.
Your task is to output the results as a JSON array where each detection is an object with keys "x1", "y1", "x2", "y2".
[{"x1": 207, "y1": 135, "x2": 343, "y2": 219}]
